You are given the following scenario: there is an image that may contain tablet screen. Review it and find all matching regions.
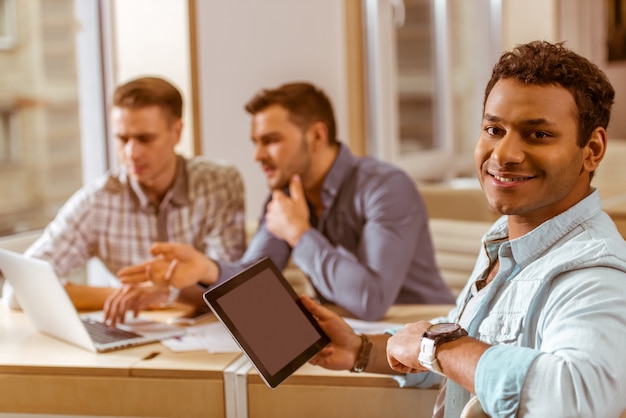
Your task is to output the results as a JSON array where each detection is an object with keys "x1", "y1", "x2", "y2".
[{"x1": 203, "y1": 257, "x2": 330, "y2": 388}]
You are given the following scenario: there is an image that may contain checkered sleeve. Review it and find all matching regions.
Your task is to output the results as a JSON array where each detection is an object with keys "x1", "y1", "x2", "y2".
[{"x1": 25, "y1": 184, "x2": 98, "y2": 278}]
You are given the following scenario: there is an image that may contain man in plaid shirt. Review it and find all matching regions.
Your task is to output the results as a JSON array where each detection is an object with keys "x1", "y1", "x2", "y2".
[{"x1": 3, "y1": 76, "x2": 245, "y2": 315}]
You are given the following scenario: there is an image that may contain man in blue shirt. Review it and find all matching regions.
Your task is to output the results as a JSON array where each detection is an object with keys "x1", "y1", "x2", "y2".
[
  {"x1": 108, "y1": 82, "x2": 454, "y2": 324},
  {"x1": 302, "y1": 41, "x2": 626, "y2": 417}
]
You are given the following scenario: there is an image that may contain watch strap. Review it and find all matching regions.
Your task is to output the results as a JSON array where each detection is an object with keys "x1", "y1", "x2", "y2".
[
  {"x1": 418, "y1": 324, "x2": 467, "y2": 375},
  {"x1": 418, "y1": 337, "x2": 444, "y2": 375},
  {"x1": 351, "y1": 334, "x2": 373, "y2": 373}
]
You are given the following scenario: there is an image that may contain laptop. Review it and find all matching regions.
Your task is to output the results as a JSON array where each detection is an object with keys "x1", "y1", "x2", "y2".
[
  {"x1": 203, "y1": 257, "x2": 330, "y2": 388},
  {"x1": 0, "y1": 248, "x2": 185, "y2": 352}
]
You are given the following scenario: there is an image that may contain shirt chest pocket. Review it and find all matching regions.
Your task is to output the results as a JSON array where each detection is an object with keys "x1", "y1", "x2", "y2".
[{"x1": 477, "y1": 313, "x2": 524, "y2": 345}]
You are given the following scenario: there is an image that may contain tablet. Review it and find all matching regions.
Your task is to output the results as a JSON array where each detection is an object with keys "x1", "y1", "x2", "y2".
[{"x1": 203, "y1": 257, "x2": 330, "y2": 388}]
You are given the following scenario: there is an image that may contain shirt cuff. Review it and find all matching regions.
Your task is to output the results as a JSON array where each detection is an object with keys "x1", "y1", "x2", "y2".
[
  {"x1": 475, "y1": 344, "x2": 541, "y2": 416},
  {"x1": 291, "y1": 228, "x2": 320, "y2": 271},
  {"x1": 392, "y1": 371, "x2": 444, "y2": 388}
]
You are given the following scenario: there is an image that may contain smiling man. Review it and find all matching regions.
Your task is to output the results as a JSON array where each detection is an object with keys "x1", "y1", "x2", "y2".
[
  {"x1": 299, "y1": 41, "x2": 626, "y2": 417},
  {"x1": 113, "y1": 81, "x2": 455, "y2": 323},
  {"x1": 2, "y1": 76, "x2": 246, "y2": 314},
  {"x1": 476, "y1": 80, "x2": 597, "y2": 234}
]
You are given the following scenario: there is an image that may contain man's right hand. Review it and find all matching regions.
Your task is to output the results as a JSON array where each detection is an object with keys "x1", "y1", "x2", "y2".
[{"x1": 117, "y1": 242, "x2": 219, "y2": 289}]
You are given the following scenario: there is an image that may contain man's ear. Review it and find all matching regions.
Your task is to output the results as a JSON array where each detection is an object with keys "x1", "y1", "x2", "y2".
[
  {"x1": 171, "y1": 118, "x2": 183, "y2": 145},
  {"x1": 583, "y1": 127, "x2": 607, "y2": 174},
  {"x1": 309, "y1": 121, "x2": 329, "y2": 150}
]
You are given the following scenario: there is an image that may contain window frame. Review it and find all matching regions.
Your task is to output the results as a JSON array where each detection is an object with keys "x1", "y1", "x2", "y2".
[
  {"x1": 0, "y1": 0, "x2": 17, "y2": 50},
  {"x1": 0, "y1": 106, "x2": 18, "y2": 165}
]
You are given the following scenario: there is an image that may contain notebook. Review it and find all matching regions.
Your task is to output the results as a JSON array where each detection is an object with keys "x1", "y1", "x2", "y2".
[
  {"x1": 203, "y1": 257, "x2": 330, "y2": 388},
  {"x1": 0, "y1": 248, "x2": 185, "y2": 352}
]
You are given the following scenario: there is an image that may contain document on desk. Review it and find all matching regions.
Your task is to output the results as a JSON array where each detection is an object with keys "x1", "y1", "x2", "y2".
[
  {"x1": 161, "y1": 322, "x2": 242, "y2": 353},
  {"x1": 344, "y1": 317, "x2": 404, "y2": 334},
  {"x1": 161, "y1": 317, "x2": 403, "y2": 353}
]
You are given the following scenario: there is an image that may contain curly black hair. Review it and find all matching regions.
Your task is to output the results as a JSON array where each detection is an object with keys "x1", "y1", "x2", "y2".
[{"x1": 484, "y1": 41, "x2": 615, "y2": 147}]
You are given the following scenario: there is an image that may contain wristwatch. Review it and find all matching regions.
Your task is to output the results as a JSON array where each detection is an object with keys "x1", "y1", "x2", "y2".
[
  {"x1": 418, "y1": 322, "x2": 467, "y2": 375},
  {"x1": 351, "y1": 334, "x2": 373, "y2": 373}
]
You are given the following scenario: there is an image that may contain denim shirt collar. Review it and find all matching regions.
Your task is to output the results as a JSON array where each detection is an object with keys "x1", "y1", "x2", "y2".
[{"x1": 485, "y1": 189, "x2": 602, "y2": 270}]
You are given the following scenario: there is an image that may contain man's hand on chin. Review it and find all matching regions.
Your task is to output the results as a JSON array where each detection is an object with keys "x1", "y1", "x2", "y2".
[{"x1": 265, "y1": 174, "x2": 311, "y2": 247}]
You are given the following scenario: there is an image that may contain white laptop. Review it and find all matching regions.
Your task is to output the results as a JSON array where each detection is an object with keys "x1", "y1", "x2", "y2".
[{"x1": 0, "y1": 248, "x2": 185, "y2": 352}]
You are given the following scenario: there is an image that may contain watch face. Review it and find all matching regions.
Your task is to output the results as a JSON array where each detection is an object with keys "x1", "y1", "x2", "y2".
[{"x1": 428, "y1": 322, "x2": 461, "y2": 334}]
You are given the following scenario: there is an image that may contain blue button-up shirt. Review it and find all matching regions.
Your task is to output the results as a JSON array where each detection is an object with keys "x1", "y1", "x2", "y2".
[{"x1": 214, "y1": 144, "x2": 455, "y2": 320}]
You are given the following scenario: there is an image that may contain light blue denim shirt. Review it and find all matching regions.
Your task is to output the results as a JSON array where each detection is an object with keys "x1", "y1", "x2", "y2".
[{"x1": 396, "y1": 189, "x2": 626, "y2": 417}]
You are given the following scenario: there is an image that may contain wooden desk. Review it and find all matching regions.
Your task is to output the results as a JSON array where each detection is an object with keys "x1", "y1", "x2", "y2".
[
  {"x1": 0, "y1": 306, "x2": 240, "y2": 417},
  {"x1": 242, "y1": 304, "x2": 455, "y2": 418},
  {"x1": 5, "y1": 299, "x2": 624, "y2": 417},
  {"x1": 1, "y1": 303, "x2": 455, "y2": 418}
]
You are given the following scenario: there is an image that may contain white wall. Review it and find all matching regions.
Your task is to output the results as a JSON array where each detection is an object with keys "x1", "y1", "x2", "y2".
[
  {"x1": 111, "y1": 0, "x2": 194, "y2": 157},
  {"x1": 502, "y1": 0, "x2": 558, "y2": 50},
  {"x1": 194, "y1": 0, "x2": 348, "y2": 222}
]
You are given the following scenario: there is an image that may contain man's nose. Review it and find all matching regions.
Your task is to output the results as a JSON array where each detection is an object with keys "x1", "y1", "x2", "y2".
[
  {"x1": 124, "y1": 139, "x2": 140, "y2": 159},
  {"x1": 253, "y1": 143, "x2": 266, "y2": 162},
  {"x1": 491, "y1": 133, "x2": 525, "y2": 165}
]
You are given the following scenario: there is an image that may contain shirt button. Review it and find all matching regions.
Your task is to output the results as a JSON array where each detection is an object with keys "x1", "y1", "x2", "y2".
[{"x1": 500, "y1": 326, "x2": 507, "y2": 335}]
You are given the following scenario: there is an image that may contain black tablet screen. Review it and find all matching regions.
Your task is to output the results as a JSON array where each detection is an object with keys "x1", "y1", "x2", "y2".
[{"x1": 203, "y1": 258, "x2": 330, "y2": 387}]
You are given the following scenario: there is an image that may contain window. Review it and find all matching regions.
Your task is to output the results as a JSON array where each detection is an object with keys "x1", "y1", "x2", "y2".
[
  {"x1": 0, "y1": 0, "x2": 195, "y2": 241},
  {"x1": 0, "y1": 0, "x2": 85, "y2": 236},
  {"x1": 363, "y1": 0, "x2": 501, "y2": 182},
  {"x1": 0, "y1": 0, "x2": 17, "y2": 49},
  {"x1": 0, "y1": 108, "x2": 17, "y2": 164}
]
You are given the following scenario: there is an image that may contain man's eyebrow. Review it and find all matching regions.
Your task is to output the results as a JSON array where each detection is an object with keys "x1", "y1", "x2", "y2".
[
  {"x1": 519, "y1": 118, "x2": 554, "y2": 127},
  {"x1": 258, "y1": 131, "x2": 281, "y2": 140},
  {"x1": 482, "y1": 113, "x2": 555, "y2": 126},
  {"x1": 482, "y1": 113, "x2": 501, "y2": 123}
]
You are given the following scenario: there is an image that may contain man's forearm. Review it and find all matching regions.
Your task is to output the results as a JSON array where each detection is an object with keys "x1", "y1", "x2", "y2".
[
  {"x1": 179, "y1": 285, "x2": 211, "y2": 312},
  {"x1": 363, "y1": 334, "x2": 402, "y2": 374},
  {"x1": 436, "y1": 336, "x2": 491, "y2": 394},
  {"x1": 65, "y1": 283, "x2": 115, "y2": 311}
]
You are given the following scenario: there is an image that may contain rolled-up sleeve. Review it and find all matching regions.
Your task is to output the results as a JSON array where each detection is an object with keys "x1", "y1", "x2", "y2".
[{"x1": 475, "y1": 345, "x2": 540, "y2": 415}]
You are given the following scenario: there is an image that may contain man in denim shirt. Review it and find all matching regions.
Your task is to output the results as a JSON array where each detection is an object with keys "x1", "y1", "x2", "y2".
[{"x1": 303, "y1": 41, "x2": 626, "y2": 417}]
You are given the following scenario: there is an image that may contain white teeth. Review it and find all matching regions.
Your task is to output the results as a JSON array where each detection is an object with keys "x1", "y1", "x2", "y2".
[{"x1": 493, "y1": 175, "x2": 527, "y2": 182}]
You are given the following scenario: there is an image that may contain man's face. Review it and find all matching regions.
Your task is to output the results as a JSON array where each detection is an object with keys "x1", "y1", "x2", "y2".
[
  {"x1": 251, "y1": 105, "x2": 312, "y2": 190},
  {"x1": 475, "y1": 79, "x2": 594, "y2": 227},
  {"x1": 111, "y1": 105, "x2": 181, "y2": 192}
]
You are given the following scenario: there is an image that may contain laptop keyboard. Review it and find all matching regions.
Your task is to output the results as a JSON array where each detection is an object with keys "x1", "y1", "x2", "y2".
[{"x1": 81, "y1": 317, "x2": 142, "y2": 344}]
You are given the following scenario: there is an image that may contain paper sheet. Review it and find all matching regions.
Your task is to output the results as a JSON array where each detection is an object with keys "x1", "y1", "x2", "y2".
[
  {"x1": 161, "y1": 322, "x2": 241, "y2": 353},
  {"x1": 344, "y1": 317, "x2": 404, "y2": 334},
  {"x1": 161, "y1": 317, "x2": 404, "y2": 353}
]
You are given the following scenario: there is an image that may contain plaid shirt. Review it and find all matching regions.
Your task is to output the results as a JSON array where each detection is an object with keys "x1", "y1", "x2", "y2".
[{"x1": 25, "y1": 155, "x2": 246, "y2": 284}]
